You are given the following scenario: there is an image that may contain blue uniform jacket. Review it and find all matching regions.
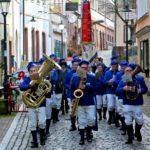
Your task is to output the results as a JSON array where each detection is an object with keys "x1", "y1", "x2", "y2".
[
  {"x1": 116, "y1": 75, "x2": 148, "y2": 105},
  {"x1": 114, "y1": 71, "x2": 124, "y2": 99},
  {"x1": 64, "y1": 70, "x2": 76, "y2": 98},
  {"x1": 95, "y1": 73, "x2": 106, "y2": 95},
  {"x1": 20, "y1": 77, "x2": 46, "y2": 107},
  {"x1": 51, "y1": 68, "x2": 68, "y2": 94},
  {"x1": 70, "y1": 74, "x2": 96, "y2": 106},
  {"x1": 104, "y1": 70, "x2": 118, "y2": 94}
]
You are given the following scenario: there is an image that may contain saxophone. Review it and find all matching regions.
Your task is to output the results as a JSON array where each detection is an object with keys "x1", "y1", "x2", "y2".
[
  {"x1": 22, "y1": 54, "x2": 61, "y2": 108},
  {"x1": 70, "y1": 68, "x2": 86, "y2": 117}
]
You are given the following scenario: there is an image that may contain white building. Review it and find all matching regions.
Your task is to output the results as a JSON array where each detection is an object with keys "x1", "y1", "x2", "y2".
[{"x1": 0, "y1": 0, "x2": 68, "y2": 79}]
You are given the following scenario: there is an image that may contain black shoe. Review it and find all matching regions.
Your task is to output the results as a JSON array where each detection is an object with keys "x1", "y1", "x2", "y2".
[
  {"x1": 135, "y1": 133, "x2": 142, "y2": 142},
  {"x1": 99, "y1": 116, "x2": 102, "y2": 120},
  {"x1": 108, "y1": 111, "x2": 113, "y2": 125},
  {"x1": 103, "y1": 115, "x2": 106, "y2": 120},
  {"x1": 108, "y1": 119, "x2": 112, "y2": 125},
  {"x1": 87, "y1": 138, "x2": 92, "y2": 143},
  {"x1": 46, "y1": 132, "x2": 50, "y2": 137},
  {"x1": 31, "y1": 142, "x2": 38, "y2": 148},
  {"x1": 31, "y1": 131, "x2": 38, "y2": 148},
  {"x1": 79, "y1": 129, "x2": 85, "y2": 145},
  {"x1": 125, "y1": 139, "x2": 132, "y2": 144},
  {"x1": 103, "y1": 107, "x2": 107, "y2": 120},
  {"x1": 79, "y1": 139, "x2": 85, "y2": 145},
  {"x1": 135, "y1": 124, "x2": 142, "y2": 142},
  {"x1": 97, "y1": 109, "x2": 102, "y2": 120},
  {"x1": 69, "y1": 126, "x2": 77, "y2": 131},
  {"x1": 40, "y1": 129, "x2": 46, "y2": 146},
  {"x1": 125, "y1": 125, "x2": 133, "y2": 144}
]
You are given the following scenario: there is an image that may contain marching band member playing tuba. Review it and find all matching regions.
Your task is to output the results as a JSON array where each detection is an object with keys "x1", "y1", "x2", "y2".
[
  {"x1": 116, "y1": 64, "x2": 148, "y2": 144},
  {"x1": 70, "y1": 60, "x2": 96, "y2": 145},
  {"x1": 20, "y1": 62, "x2": 46, "y2": 148}
]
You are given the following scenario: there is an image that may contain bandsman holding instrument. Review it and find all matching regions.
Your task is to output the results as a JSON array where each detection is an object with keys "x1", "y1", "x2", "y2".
[
  {"x1": 70, "y1": 60, "x2": 96, "y2": 145},
  {"x1": 20, "y1": 54, "x2": 61, "y2": 148},
  {"x1": 20, "y1": 62, "x2": 47, "y2": 148},
  {"x1": 64, "y1": 58, "x2": 81, "y2": 131},
  {"x1": 116, "y1": 64, "x2": 148, "y2": 144},
  {"x1": 104, "y1": 60, "x2": 119, "y2": 125},
  {"x1": 95, "y1": 64, "x2": 107, "y2": 120},
  {"x1": 115, "y1": 60, "x2": 128, "y2": 132}
]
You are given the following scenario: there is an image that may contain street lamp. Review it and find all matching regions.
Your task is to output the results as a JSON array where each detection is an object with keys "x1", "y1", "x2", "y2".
[
  {"x1": 0, "y1": 0, "x2": 11, "y2": 113},
  {"x1": 59, "y1": 21, "x2": 65, "y2": 58},
  {"x1": 122, "y1": 4, "x2": 132, "y2": 62}
]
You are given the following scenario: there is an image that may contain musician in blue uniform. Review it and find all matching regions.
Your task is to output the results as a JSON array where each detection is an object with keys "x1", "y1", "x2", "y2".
[
  {"x1": 48, "y1": 54, "x2": 60, "y2": 123},
  {"x1": 114, "y1": 60, "x2": 128, "y2": 129},
  {"x1": 116, "y1": 64, "x2": 148, "y2": 144},
  {"x1": 59, "y1": 58, "x2": 70, "y2": 115},
  {"x1": 104, "y1": 60, "x2": 119, "y2": 125},
  {"x1": 20, "y1": 62, "x2": 46, "y2": 148},
  {"x1": 51, "y1": 58, "x2": 69, "y2": 122},
  {"x1": 64, "y1": 58, "x2": 80, "y2": 131},
  {"x1": 95, "y1": 64, "x2": 107, "y2": 120},
  {"x1": 70, "y1": 60, "x2": 96, "y2": 145},
  {"x1": 38, "y1": 57, "x2": 52, "y2": 137}
]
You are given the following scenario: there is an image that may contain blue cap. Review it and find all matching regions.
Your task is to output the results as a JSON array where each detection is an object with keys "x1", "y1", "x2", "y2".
[
  {"x1": 111, "y1": 55, "x2": 118, "y2": 61},
  {"x1": 59, "y1": 58, "x2": 65, "y2": 64},
  {"x1": 72, "y1": 58, "x2": 81, "y2": 64},
  {"x1": 38, "y1": 57, "x2": 44, "y2": 64},
  {"x1": 128, "y1": 63, "x2": 137, "y2": 70},
  {"x1": 49, "y1": 54, "x2": 57, "y2": 59},
  {"x1": 59, "y1": 58, "x2": 67, "y2": 66},
  {"x1": 120, "y1": 60, "x2": 128, "y2": 66},
  {"x1": 79, "y1": 60, "x2": 89, "y2": 66},
  {"x1": 27, "y1": 62, "x2": 37, "y2": 71},
  {"x1": 111, "y1": 60, "x2": 118, "y2": 65},
  {"x1": 97, "y1": 63, "x2": 104, "y2": 68},
  {"x1": 72, "y1": 55, "x2": 79, "y2": 60}
]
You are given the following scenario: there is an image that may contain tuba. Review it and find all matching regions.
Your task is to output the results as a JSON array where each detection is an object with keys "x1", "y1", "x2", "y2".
[
  {"x1": 22, "y1": 54, "x2": 61, "y2": 108},
  {"x1": 123, "y1": 64, "x2": 144, "y2": 100},
  {"x1": 70, "y1": 68, "x2": 86, "y2": 117}
]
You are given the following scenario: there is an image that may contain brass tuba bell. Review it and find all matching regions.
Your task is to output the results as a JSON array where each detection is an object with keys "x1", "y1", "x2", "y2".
[
  {"x1": 123, "y1": 64, "x2": 143, "y2": 100},
  {"x1": 22, "y1": 54, "x2": 61, "y2": 108}
]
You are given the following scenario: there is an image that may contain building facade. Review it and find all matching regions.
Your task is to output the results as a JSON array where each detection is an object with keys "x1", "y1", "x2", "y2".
[{"x1": 136, "y1": 0, "x2": 150, "y2": 89}]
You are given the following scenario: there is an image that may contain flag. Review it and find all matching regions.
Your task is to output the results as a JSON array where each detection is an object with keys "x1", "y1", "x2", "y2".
[{"x1": 82, "y1": 1, "x2": 92, "y2": 43}]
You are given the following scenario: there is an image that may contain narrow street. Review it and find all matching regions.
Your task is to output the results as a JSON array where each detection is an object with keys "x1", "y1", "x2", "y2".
[{"x1": 2, "y1": 109, "x2": 150, "y2": 150}]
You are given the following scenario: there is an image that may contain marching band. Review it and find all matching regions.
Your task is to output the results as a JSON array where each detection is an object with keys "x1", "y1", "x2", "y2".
[{"x1": 19, "y1": 54, "x2": 148, "y2": 148}]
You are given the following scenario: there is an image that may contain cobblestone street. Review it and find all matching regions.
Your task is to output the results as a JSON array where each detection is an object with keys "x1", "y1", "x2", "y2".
[{"x1": 1, "y1": 110, "x2": 150, "y2": 150}]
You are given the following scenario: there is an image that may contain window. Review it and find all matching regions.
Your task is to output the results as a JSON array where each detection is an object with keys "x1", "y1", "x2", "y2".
[
  {"x1": 36, "y1": 31, "x2": 39, "y2": 61},
  {"x1": 137, "y1": 0, "x2": 148, "y2": 19},
  {"x1": 100, "y1": 31, "x2": 102, "y2": 50},
  {"x1": 31, "y1": 29, "x2": 35, "y2": 61},
  {"x1": 54, "y1": 40, "x2": 63, "y2": 58},
  {"x1": 140, "y1": 40, "x2": 149, "y2": 77},
  {"x1": 42, "y1": 32, "x2": 46, "y2": 54},
  {"x1": 24, "y1": 28, "x2": 28, "y2": 60}
]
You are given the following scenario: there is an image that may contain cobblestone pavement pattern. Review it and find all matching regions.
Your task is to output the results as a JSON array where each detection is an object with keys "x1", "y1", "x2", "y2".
[{"x1": 1, "y1": 111, "x2": 150, "y2": 150}]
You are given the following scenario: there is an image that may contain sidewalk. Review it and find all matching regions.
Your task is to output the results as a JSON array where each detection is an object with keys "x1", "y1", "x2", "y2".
[{"x1": 143, "y1": 95, "x2": 150, "y2": 117}]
